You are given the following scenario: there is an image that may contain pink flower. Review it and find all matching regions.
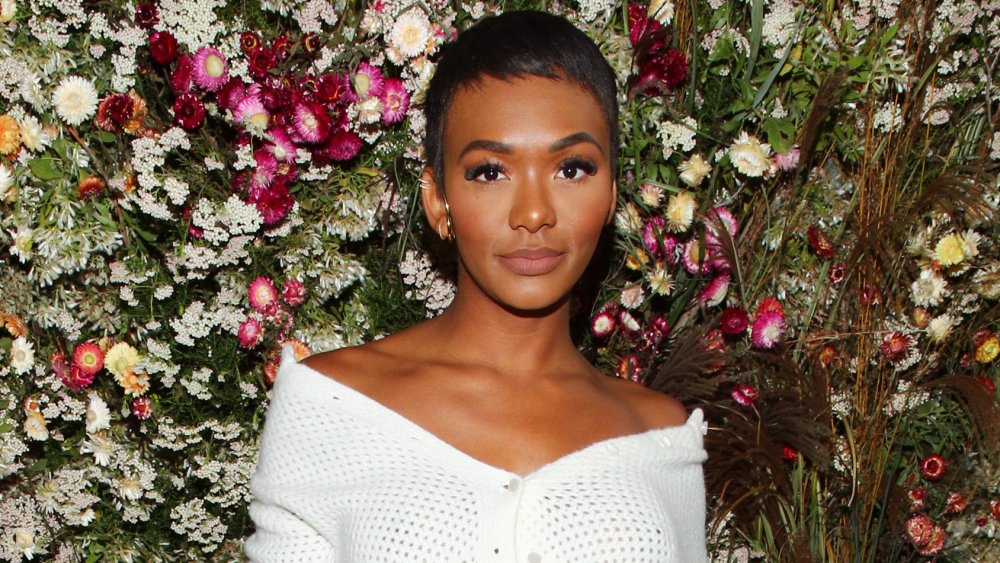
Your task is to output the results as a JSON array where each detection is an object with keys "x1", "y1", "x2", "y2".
[
  {"x1": 248, "y1": 277, "x2": 279, "y2": 314},
  {"x1": 616, "y1": 309, "x2": 641, "y2": 334},
  {"x1": 247, "y1": 182, "x2": 293, "y2": 225},
  {"x1": 699, "y1": 273, "x2": 730, "y2": 306},
  {"x1": 292, "y1": 101, "x2": 332, "y2": 143},
  {"x1": 266, "y1": 127, "x2": 299, "y2": 163},
  {"x1": 352, "y1": 61, "x2": 385, "y2": 99},
  {"x1": 905, "y1": 514, "x2": 933, "y2": 546},
  {"x1": 920, "y1": 454, "x2": 946, "y2": 480},
  {"x1": 217, "y1": 78, "x2": 248, "y2": 111},
  {"x1": 650, "y1": 315, "x2": 670, "y2": 337},
  {"x1": 682, "y1": 239, "x2": 712, "y2": 275},
  {"x1": 380, "y1": 78, "x2": 410, "y2": 124},
  {"x1": 591, "y1": 310, "x2": 616, "y2": 339},
  {"x1": 314, "y1": 129, "x2": 363, "y2": 162},
  {"x1": 192, "y1": 46, "x2": 229, "y2": 91},
  {"x1": 238, "y1": 317, "x2": 263, "y2": 348},
  {"x1": 73, "y1": 341, "x2": 104, "y2": 377},
  {"x1": 879, "y1": 331, "x2": 913, "y2": 363},
  {"x1": 132, "y1": 396, "x2": 153, "y2": 420},
  {"x1": 731, "y1": 383, "x2": 759, "y2": 406},
  {"x1": 234, "y1": 96, "x2": 269, "y2": 130},
  {"x1": 719, "y1": 307, "x2": 749, "y2": 335},
  {"x1": 773, "y1": 145, "x2": 800, "y2": 171},
  {"x1": 149, "y1": 31, "x2": 178, "y2": 65},
  {"x1": 751, "y1": 310, "x2": 785, "y2": 349},
  {"x1": 908, "y1": 486, "x2": 926, "y2": 511},
  {"x1": 282, "y1": 279, "x2": 307, "y2": 307},
  {"x1": 172, "y1": 93, "x2": 205, "y2": 130},
  {"x1": 642, "y1": 216, "x2": 667, "y2": 259},
  {"x1": 171, "y1": 54, "x2": 194, "y2": 93},
  {"x1": 249, "y1": 150, "x2": 278, "y2": 192}
]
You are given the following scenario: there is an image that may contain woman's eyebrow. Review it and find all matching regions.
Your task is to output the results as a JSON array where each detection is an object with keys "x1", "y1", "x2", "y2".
[
  {"x1": 548, "y1": 132, "x2": 604, "y2": 155},
  {"x1": 457, "y1": 133, "x2": 604, "y2": 162}
]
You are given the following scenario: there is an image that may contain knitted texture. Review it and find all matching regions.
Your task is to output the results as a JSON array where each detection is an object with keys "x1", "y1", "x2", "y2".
[{"x1": 246, "y1": 346, "x2": 709, "y2": 562}]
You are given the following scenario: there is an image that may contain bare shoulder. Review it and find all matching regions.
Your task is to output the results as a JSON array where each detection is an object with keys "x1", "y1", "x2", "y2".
[
  {"x1": 603, "y1": 376, "x2": 690, "y2": 430},
  {"x1": 298, "y1": 325, "x2": 430, "y2": 392}
]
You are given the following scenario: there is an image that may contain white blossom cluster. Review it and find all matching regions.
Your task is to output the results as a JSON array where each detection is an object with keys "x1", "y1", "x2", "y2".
[
  {"x1": 761, "y1": 0, "x2": 800, "y2": 53},
  {"x1": 170, "y1": 499, "x2": 227, "y2": 553},
  {"x1": 191, "y1": 195, "x2": 264, "y2": 245},
  {"x1": 293, "y1": 0, "x2": 340, "y2": 33},
  {"x1": 658, "y1": 117, "x2": 698, "y2": 160},
  {"x1": 399, "y1": 249, "x2": 456, "y2": 316},
  {"x1": 156, "y1": 0, "x2": 227, "y2": 51},
  {"x1": 181, "y1": 366, "x2": 214, "y2": 400},
  {"x1": 572, "y1": 0, "x2": 618, "y2": 23},
  {"x1": 0, "y1": 495, "x2": 54, "y2": 561}
]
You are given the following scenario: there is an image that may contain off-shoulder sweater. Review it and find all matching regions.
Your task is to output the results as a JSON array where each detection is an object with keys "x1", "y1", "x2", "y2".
[{"x1": 245, "y1": 345, "x2": 708, "y2": 562}]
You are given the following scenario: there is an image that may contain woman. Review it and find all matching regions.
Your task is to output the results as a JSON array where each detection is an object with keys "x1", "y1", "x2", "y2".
[{"x1": 246, "y1": 11, "x2": 707, "y2": 562}]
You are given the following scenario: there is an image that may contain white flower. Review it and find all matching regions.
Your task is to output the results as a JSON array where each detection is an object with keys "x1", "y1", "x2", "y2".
[
  {"x1": 0, "y1": 0, "x2": 15, "y2": 22},
  {"x1": 619, "y1": 283, "x2": 646, "y2": 309},
  {"x1": 928, "y1": 314, "x2": 956, "y2": 343},
  {"x1": 85, "y1": 394, "x2": 111, "y2": 434},
  {"x1": 81, "y1": 433, "x2": 113, "y2": 466},
  {"x1": 390, "y1": 9, "x2": 431, "y2": 58},
  {"x1": 961, "y1": 229, "x2": 981, "y2": 260},
  {"x1": 728, "y1": 131, "x2": 773, "y2": 177},
  {"x1": 638, "y1": 183, "x2": 663, "y2": 207},
  {"x1": 17, "y1": 115, "x2": 49, "y2": 152},
  {"x1": 665, "y1": 191, "x2": 697, "y2": 232},
  {"x1": 24, "y1": 411, "x2": 48, "y2": 441},
  {"x1": 118, "y1": 476, "x2": 144, "y2": 501},
  {"x1": 658, "y1": 117, "x2": 697, "y2": 159},
  {"x1": 52, "y1": 76, "x2": 99, "y2": 126},
  {"x1": 647, "y1": 265, "x2": 675, "y2": 296},
  {"x1": 10, "y1": 336, "x2": 34, "y2": 374},
  {"x1": 678, "y1": 153, "x2": 711, "y2": 187},
  {"x1": 647, "y1": 0, "x2": 674, "y2": 24},
  {"x1": 910, "y1": 268, "x2": 948, "y2": 307},
  {"x1": 0, "y1": 163, "x2": 13, "y2": 200},
  {"x1": 14, "y1": 530, "x2": 35, "y2": 560},
  {"x1": 615, "y1": 202, "x2": 643, "y2": 235},
  {"x1": 990, "y1": 131, "x2": 1000, "y2": 160}
]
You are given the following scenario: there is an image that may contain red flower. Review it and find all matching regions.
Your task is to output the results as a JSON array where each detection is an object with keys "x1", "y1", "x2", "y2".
[
  {"x1": 991, "y1": 499, "x2": 1000, "y2": 521},
  {"x1": 945, "y1": 492, "x2": 969, "y2": 514},
  {"x1": 240, "y1": 32, "x2": 261, "y2": 54},
  {"x1": 908, "y1": 486, "x2": 926, "y2": 511},
  {"x1": 973, "y1": 374, "x2": 995, "y2": 395},
  {"x1": 756, "y1": 296, "x2": 784, "y2": 316},
  {"x1": 616, "y1": 353, "x2": 643, "y2": 383},
  {"x1": 818, "y1": 344, "x2": 838, "y2": 368},
  {"x1": 96, "y1": 93, "x2": 135, "y2": 132},
  {"x1": 920, "y1": 454, "x2": 947, "y2": 480},
  {"x1": 917, "y1": 524, "x2": 945, "y2": 555},
  {"x1": 272, "y1": 35, "x2": 293, "y2": 61},
  {"x1": 880, "y1": 331, "x2": 912, "y2": 363},
  {"x1": 702, "y1": 328, "x2": 727, "y2": 372},
  {"x1": 149, "y1": 31, "x2": 178, "y2": 65},
  {"x1": 314, "y1": 129, "x2": 362, "y2": 162},
  {"x1": 247, "y1": 46, "x2": 276, "y2": 78},
  {"x1": 247, "y1": 182, "x2": 294, "y2": 225},
  {"x1": 807, "y1": 225, "x2": 836, "y2": 258},
  {"x1": 828, "y1": 262, "x2": 846, "y2": 283},
  {"x1": 171, "y1": 54, "x2": 194, "y2": 93},
  {"x1": 72, "y1": 341, "x2": 104, "y2": 377},
  {"x1": 650, "y1": 315, "x2": 670, "y2": 337},
  {"x1": 781, "y1": 445, "x2": 799, "y2": 462},
  {"x1": 905, "y1": 514, "x2": 934, "y2": 546},
  {"x1": 282, "y1": 279, "x2": 307, "y2": 307},
  {"x1": 302, "y1": 33, "x2": 323, "y2": 55},
  {"x1": 860, "y1": 283, "x2": 881, "y2": 305},
  {"x1": 590, "y1": 310, "x2": 616, "y2": 339},
  {"x1": 627, "y1": 3, "x2": 664, "y2": 52},
  {"x1": 719, "y1": 307, "x2": 749, "y2": 335},
  {"x1": 132, "y1": 396, "x2": 153, "y2": 420},
  {"x1": 173, "y1": 93, "x2": 206, "y2": 130},
  {"x1": 637, "y1": 48, "x2": 688, "y2": 94},
  {"x1": 731, "y1": 383, "x2": 759, "y2": 407},
  {"x1": 134, "y1": 2, "x2": 159, "y2": 29},
  {"x1": 315, "y1": 73, "x2": 351, "y2": 106}
]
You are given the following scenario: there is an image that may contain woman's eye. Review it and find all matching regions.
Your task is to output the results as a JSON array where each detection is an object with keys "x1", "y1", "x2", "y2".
[
  {"x1": 464, "y1": 163, "x2": 507, "y2": 183},
  {"x1": 557, "y1": 158, "x2": 598, "y2": 180}
]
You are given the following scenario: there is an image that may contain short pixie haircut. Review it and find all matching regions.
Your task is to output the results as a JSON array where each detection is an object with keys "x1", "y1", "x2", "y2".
[{"x1": 423, "y1": 11, "x2": 620, "y2": 191}]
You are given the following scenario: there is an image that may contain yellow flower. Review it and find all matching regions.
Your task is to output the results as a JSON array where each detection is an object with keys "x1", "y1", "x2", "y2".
[
  {"x1": 119, "y1": 371, "x2": 150, "y2": 396},
  {"x1": 976, "y1": 336, "x2": 999, "y2": 363},
  {"x1": 934, "y1": 233, "x2": 966, "y2": 266},
  {"x1": 678, "y1": 153, "x2": 711, "y2": 187},
  {"x1": 105, "y1": 342, "x2": 140, "y2": 379},
  {"x1": 0, "y1": 114, "x2": 20, "y2": 155},
  {"x1": 665, "y1": 191, "x2": 697, "y2": 232},
  {"x1": 625, "y1": 248, "x2": 649, "y2": 271},
  {"x1": 0, "y1": 0, "x2": 15, "y2": 23},
  {"x1": 24, "y1": 411, "x2": 48, "y2": 441}
]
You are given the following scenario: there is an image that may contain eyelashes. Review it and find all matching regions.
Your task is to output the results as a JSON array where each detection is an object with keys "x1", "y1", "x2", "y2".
[{"x1": 463, "y1": 156, "x2": 599, "y2": 184}]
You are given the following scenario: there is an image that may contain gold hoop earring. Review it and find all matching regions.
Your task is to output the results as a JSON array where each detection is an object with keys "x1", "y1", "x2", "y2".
[{"x1": 443, "y1": 199, "x2": 455, "y2": 241}]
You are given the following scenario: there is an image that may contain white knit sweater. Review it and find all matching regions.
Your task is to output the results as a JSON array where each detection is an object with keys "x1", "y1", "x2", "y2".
[{"x1": 245, "y1": 346, "x2": 708, "y2": 562}]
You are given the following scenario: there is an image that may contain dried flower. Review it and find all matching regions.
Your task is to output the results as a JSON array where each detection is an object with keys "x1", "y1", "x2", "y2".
[
  {"x1": 192, "y1": 46, "x2": 229, "y2": 91},
  {"x1": 678, "y1": 153, "x2": 711, "y2": 187},
  {"x1": 880, "y1": 331, "x2": 912, "y2": 363},
  {"x1": 728, "y1": 131, "x2": 773, "y2": 177},
  {"x1": 73, "y1": 341, "x2": 104, "y2": 377},
  {"x1": 173, "y1": 93, "x2": 205, "y2": 130},
  {"x1": 52, "y1": 76, "x2": 99, "y2": 126},
  {"x1": 699, "y1": 273, "x2": 730, "y2": 306},
  {"x1": 10, "y1": 336, "x2": 34, "y2": 375},
  {"x1": 0, "y1": 114, "x2": 20, "y2": 155},
  {"x1": 920, "y1": 453, "x2": 946, "y2": 480},
  {"x1": 751, "y1": 310, "x2": 785, "y2": 349},
  {"x1": 974, "y1": 329, "x2": 999, "y2": 363},
  {"x1": 132, "y1": 396, "x2": 152, "y2": 420},
  {"x1": 282, "y1": 279, "x2": 307, "y2": 307},
  {"x1": 665, "y1": 191, "x2": 696, "y2": 232},
  {"x1": 292, "y1": 101, "x2": 332, "y2": 143},
  {"x1": 616, "y1": 353, "x2": 643, "y2": 383},
  {"x1": 77, "y1": 176, "x2": 105, "y2": 200},
  {"x1": 934, "y1": 233, "x2": 966, "y2": 266},
  {"x1": 773, "y1": 145, "x2": 800, "y2": 171},
  {"x1": 104, "y1": 342, "x2": 140, "y2": 380},
  {"x1": 380, "y1": 78, "x2": 410, "y2": 124},
  {"x1": 352, "y1": 61, "x2": 385, "y2": 99},
  {"x1": 781, "y1": 444, "x2": 799, "y2": 462},
  {"x1": 945, "y1": 492, "x2": 969, "y2": 514},
  {"x1": 591, "y1": 310, "x2": 616, "y2": 339},
  {"x1": 719, "y1": 306, "x2": 749, "y2": 335},
  {"x1": 908, "y1": 486, "x2": 926, "y2": 511},
  {"x1": 807, "y1": 225, "x2": 835, "y2": 258},
  {"x1": 85, "y1": 394, "x2": 111, "y2": 433},
  {"x1": 133, "y1": 2, "x2": 158, "y2": 29},
  {"x1": 249, "y1": 277, "x2": 279, "y2": 314},
  {"x1": 828, "y1": 262, "x2": 846, "y2": 283},
  {"x1": 731, "y1": 383, "x2": 759, "y2": 406},
  {"x1": 390, "y1": 9, "x2": 432, "y2": 58},
  {"x1": 149, "y1": 31, "x2": 178, "y2": 64},
  {"x1": 238, "y1": 318, "x2": 263, "y2": 348},
  {"x1": 24, "y1": 411, "x2": 49, "y2": 441}
]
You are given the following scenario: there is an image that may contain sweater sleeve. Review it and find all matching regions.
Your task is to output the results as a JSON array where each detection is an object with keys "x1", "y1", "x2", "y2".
[{"x1": 244, "y1": 498, "x2": 337, "y2": 562}]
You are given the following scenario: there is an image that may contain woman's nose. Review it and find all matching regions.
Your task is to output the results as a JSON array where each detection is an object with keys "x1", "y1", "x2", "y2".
[{"x1": 508, "y1": 173, "x2": 557, "y2": 232}]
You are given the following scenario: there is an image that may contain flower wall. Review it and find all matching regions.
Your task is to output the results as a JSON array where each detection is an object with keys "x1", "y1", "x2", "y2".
[{"x1": 0, "y1": 0, "x2": 998, "y2": 560}]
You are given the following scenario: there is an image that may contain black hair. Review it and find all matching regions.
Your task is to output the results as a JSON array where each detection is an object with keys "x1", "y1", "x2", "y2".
[{"x1": 423, "y1": 11, "x2": 620, "y2": 191}]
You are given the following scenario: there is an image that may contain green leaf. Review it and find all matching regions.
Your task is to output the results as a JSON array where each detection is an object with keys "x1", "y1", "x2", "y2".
[
  {"x1": 28, "y1": 157, "x2": 63, "y2": 180},
  {"x1": 93, "y1": 131, "x2": 117, "y2": 144},
  {"x1": 762, "y1": 119, "x2": 796, "y2": 154},
  {"x1": 0, "y1": 422, "x2": 13, "y2": 433}
]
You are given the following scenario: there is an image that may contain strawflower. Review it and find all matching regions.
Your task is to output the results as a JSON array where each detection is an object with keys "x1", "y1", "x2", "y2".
[
  {"x1": 24, "y1": 411, "x2": 48, "y2": 441},
  {"x1": 238, "y1": 317, "x2": 263, "y2": 348},
  {"x1": 149, "y1": 31, "x2": 178, "y2": 64},
  {"x1": 315, "y1": 129, "x2": 363, "y2": 162},
  {"x1": 390, "y1": 9, "x2": 432, "y2": 58},
  {"x1": 134, "y1": 2, "x2": 158, "y2": 29},
  {"x1": 352, "y1": 61, "x2": 385, "y2": 99},
  {"x1": 807, "y1": 225, "x2": 835, "y2": 258},
  {"x1": 10, "y1": 336, "x2": 34, "y2": 375},
  {"x1": 616, "y1": 353, "x2": 643, "y2": 382},
  {"x1": 132, "y1": 396, "x2": 153, "y2": 420},
  {"x1": 52, "y1": 76, "x2": 99, "y2": 126},
  {"x1": 920, "y1": 453, "x2": 946, "y2": 480},
  {"x1": 751, "y1": 310, "x2": 785, "y2": 349},
  {"x1": 85, "y1": 394, "x2": 111, "y2": 433},
  {"x1": 945, "y1": 492, "x2": 969, "y2": 514},
  {"x1": 249, "y1": 277, "x2": 279, "y2": 314},
  {"x1": 665, "y1": 191, "x2": 696, "y2": 232},
  {"x1": 591, "y1": 310, "x2": 616, "y2": 339},
  {"x1": 728, "y1": 131, "x2": 773, "y2": 177},
  {"x1": 719, "y1": 307, "x2": 749, "y2": 335},
  {"x1": 192, "y1": 46, "x2": 229, "y2": 91},
  {"x1": 292, "y1": 101, "x2": 332, "y2": 143},
  {"x1": 879, "y1": 331, "x2": 913, "y2": 363},
  {"x1": 104, "y1": 342, "x2": 140, "y2": 380},
  {"x1": 282, "y1": 279, "x2": 307, "y2": 307},
  {"x1": 0, "y1": 114, "x2": 20, "y2": 155},
  {"x1": 934, "y1": 233, "x2": 966, "y2": 266},
  {"x1": 247, "y1": 182, "x2": 293, "y2": 225},
  {"x1": 77, "y1": 176, "x2": 105, "y2": 200},
  {"x1": 381, "y1": 78, "x2": 410, "y2": 124},
  {"x1": 699, "y1": 273, "x2": 730, "y2": 306},
  {"x1": 73, "y1": 341, "x2": 104, "y2": 376},
  {"x1": 773, "y1": 146, "x2": 800, "y2": 171},
  {"x1": 678, "y1": 153, "x2": 711, "y2": 187},
  {"x1": 731, "y1": 383, "x2": 759, "y2": 406},
  {"x1": 173, "y1": 93, "x2": 205, "y2": 130},
  {"x1": 974, "y1": 330, "x2": 999, "y2": 363}
]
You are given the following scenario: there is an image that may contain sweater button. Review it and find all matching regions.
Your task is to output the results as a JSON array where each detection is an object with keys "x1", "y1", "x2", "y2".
[
  {"x1": 527, "y1": 552, "x2": 541, "y2": 563},
  {"x1": 505, "y1": 478, "x2": 520, "y2": 492}
]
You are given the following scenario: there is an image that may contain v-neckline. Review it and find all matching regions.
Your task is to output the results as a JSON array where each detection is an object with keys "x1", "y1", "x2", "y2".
[{"x1": 281, "y1": 351, "x2": 700, "y2": 480}]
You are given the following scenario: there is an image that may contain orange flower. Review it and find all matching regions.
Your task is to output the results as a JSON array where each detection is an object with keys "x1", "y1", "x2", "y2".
[
  {"x1": 0, "y1": 114, "x2": 20, "y2": 155},
  {"x1": 119, "y1": 370, "x2": 150, "y2": 396},
  {"x1": 2, "y1": 313, "x2": 28, "y2": 337},
  {"x1": 77, "y1": 176, "x2": 105, "y2": 200}
]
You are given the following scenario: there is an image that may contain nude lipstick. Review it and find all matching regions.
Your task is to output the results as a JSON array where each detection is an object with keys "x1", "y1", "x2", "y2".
[{"x1": 498, "y1": 247, "x2": 565, "y2": 276}]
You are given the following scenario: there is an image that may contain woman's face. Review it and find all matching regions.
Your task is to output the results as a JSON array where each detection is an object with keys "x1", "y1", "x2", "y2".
[{"x1": 423, "y1": 75, "x2": 616, "y2": 313}]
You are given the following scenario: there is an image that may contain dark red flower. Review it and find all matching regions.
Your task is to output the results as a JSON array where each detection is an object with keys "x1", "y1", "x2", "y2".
[
  {"x1": 860, "y1": 283, "x2": 881, "y2": 305},
  {"x1": 314, "y1": 129, "x2": 362, "y2": 162},
  {"x1": 247, "y1": 182, "x2": 294, "y2": 225},
  {"x1": 627, "y1": 3, "x2": 664, "y2": 52},
  {"x1": 314, "y1": 73, "x2": 350, "y2": 106},
  {"x1": 134, "y1": 2, "x2": 159, "y2": 29},
  {"x1": 781, "y1": 445, "x2": 799, "y2": 462},
  {"x1": 149, "y1": 31, "x2": 178, "y2": 65},
  {"x1": 945, "y1": 492, "x2": 969, "y2": 514},
  {"x1": 172, "y1": 93, "x2": 206, "y2": 130},
  {"x1": 828, "y1": 262, "x2": 846, "y2": 283},
  {"x1": 282, "y1": 279, "x2": 307, "y2": 307},
  {"x1": 247, "y1": 46, "x2": 276, "y2": 78},
  {"x1": 908, "y1": 486, "x2": 926, "y2": 511},
  {"x1": 731, "y1": 383, "x2": 759, "y2": 407},
  {"x1": 96, "y1": 93, "x2": 135, "y2": 131},
  {"x1": 590, "y1": 310, "x2": 616, "y2": 339},
  {"x1": 880, "y1": 331, "x2": 912, "y2": 363},
  {"x1": 616, "y1": 353, "x2": 643, "y2": 383},
  {"x1": 818, "y1": 344, "x2": 837, "y2": 368},
  {"x1": 171, "y1": 54, "x2": 194, "y2": 93},
  {"x1": 215, "y1": 78, "x2": 246, "y2": 111},
  {"x1": 719, "y1": 306, "x2": 749, "y2": 335},
  {"x1": 807, "y1": 225, "x2": 836, "y2": 258},
  {"x1": 650, "y1": 315, "x2": 670, "y2": 337},
  {"x1": 240, "y1": 32, "x2": 261, "y2": 54},
  {"x1": 272, "y1": 35, "x2": 293, "y2": 61},
  {"x1": 920, "y1": 454, "x2": 947, "y2": 481},
  {"x1": 132, "y1": 396, "x2": 153, "y2": 420},
  {"x1": 302, "y1": 33, "x2": 323, "y2": 55},
  {"x1": 637, "y1": 48, "x2": 688, "y2": 94}
]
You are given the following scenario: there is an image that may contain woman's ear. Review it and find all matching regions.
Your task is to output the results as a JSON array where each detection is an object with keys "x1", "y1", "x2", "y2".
[
  {"x1": 605, "y1": 180, "x2": 618, "y2": 226},
  {"x1": 420, "y1": 167, "x2": 449, "y2": 239}
]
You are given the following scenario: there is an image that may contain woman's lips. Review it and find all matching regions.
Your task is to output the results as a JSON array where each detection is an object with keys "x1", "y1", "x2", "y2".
[{"x1": 497, "y1": 248, "x2": 565, "y2": 276}]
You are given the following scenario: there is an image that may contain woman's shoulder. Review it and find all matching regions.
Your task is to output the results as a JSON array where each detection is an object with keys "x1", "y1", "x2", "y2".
[{"x1": 598, "y1": 373, "x2": 691, "y2": 431}]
